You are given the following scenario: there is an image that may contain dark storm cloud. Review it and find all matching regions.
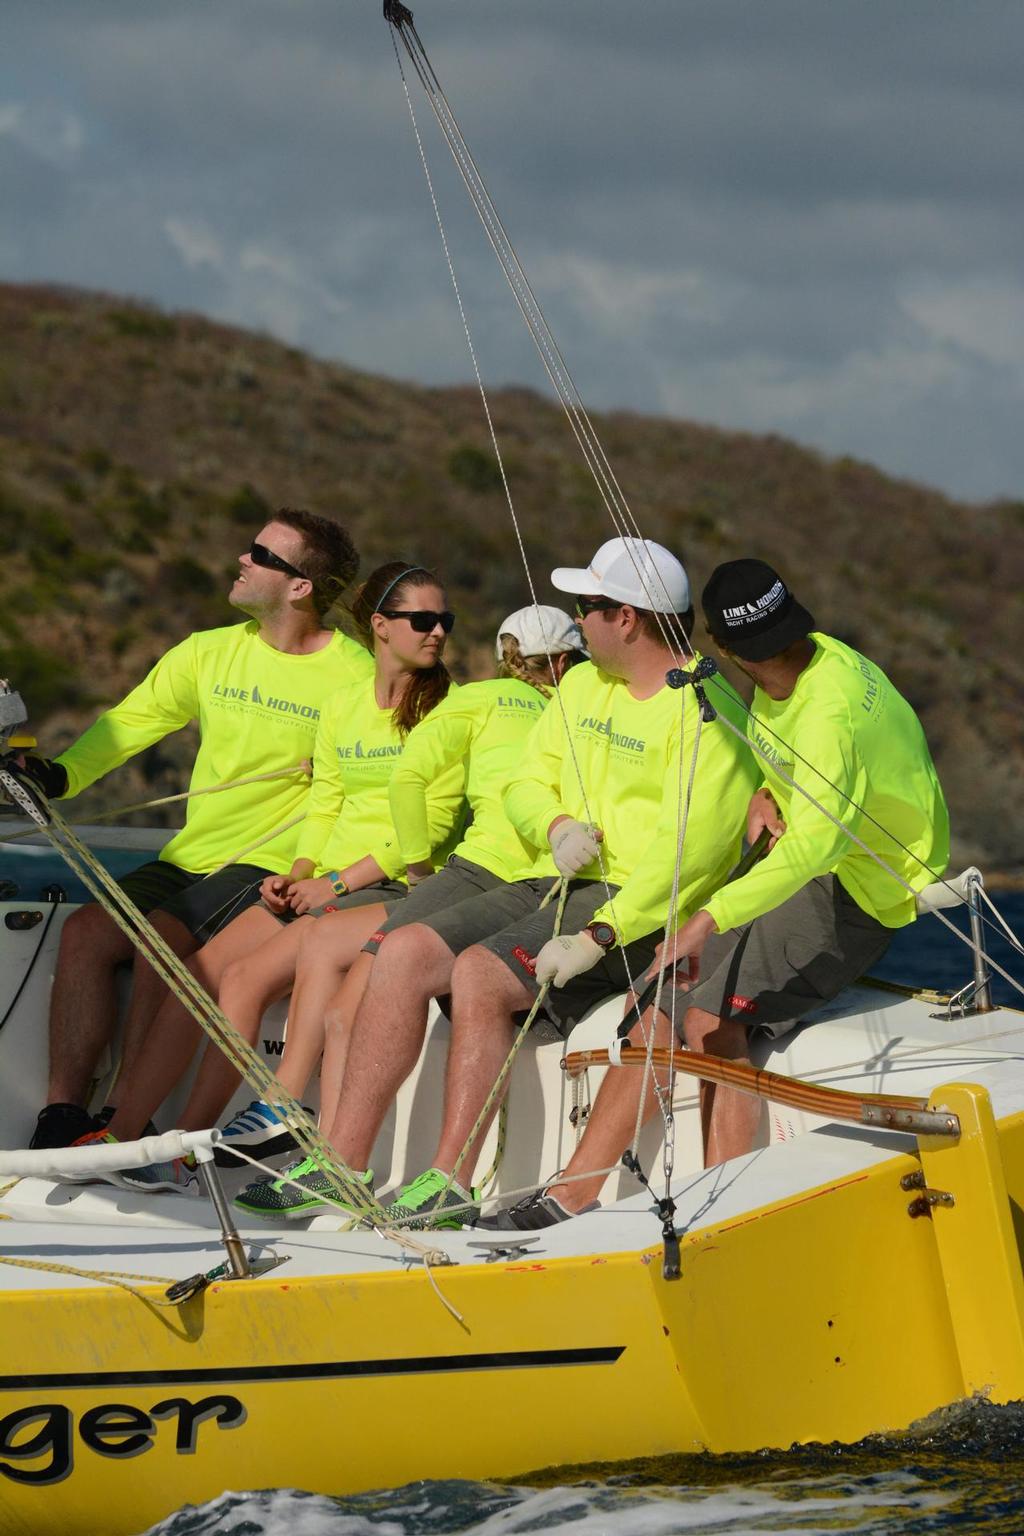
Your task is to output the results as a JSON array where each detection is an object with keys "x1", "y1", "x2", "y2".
[{"x1": 1, "y1": 0, "x2": 1022, "y2": 498}]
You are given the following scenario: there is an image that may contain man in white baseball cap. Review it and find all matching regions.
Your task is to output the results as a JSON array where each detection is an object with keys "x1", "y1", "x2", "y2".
[
  {"x1": 360, "y1": 536, "x2": 757, "y2": 1231},
  {"x1": 551, "y1": 535, "x2": 690, "y2": 615}
]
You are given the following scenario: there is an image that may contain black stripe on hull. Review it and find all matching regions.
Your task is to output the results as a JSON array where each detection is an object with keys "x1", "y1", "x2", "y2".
[{"x1": 2, "y1": 1345, "x2": 625, "y2": 1392}]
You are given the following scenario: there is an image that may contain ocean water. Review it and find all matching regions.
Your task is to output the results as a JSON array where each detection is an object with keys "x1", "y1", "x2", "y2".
[
  {"x1": 142, "y1": 1400, "x2": 1024, "y2": 1536},
  {"x1": 4, "y1": 846, "x2": 1024, "y2": 1533}
]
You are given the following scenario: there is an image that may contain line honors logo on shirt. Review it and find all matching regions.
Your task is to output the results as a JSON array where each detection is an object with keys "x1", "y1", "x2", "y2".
[
  {"x1": 210, "y1": 682, "x2": 321, "y2": 721},
  {"x1": 749, "y1": 725, "x2": 792, "y2": 772},
  {"x1": 576, "y1": 714, "x2": 646, "y2": 755},
  {"x1": 335, "y1": 740, "x2": 402, "y2": 761}
]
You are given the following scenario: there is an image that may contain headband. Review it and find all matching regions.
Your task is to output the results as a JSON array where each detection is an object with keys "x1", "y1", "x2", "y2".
[{"x1": 373, "y1": 566, "x2": 428, "y2": 613}]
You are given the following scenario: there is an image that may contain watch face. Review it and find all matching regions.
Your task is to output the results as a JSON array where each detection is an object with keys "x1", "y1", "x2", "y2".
[{"x1": 588, "y1": 921, "x2": 616, "y2": 949}]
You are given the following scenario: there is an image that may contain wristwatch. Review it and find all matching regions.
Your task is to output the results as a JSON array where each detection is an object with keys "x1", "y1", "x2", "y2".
[
  {"x1": 585, "y1": 920, "x2": 617, "y2": 950},
  {"x1": 327, "y1": 870, "x2": 349, "y2": 898}
]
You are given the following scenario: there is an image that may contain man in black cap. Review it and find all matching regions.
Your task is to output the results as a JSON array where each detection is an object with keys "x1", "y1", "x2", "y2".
[{"x1": 481, "y1": 559, "x2": 950, "y2": 1225}]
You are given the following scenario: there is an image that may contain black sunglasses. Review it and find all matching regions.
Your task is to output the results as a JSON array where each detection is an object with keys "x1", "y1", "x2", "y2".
[
  {"x1": 249, "y1": 541, "x2": 310, "y2": 582},
  {"x1": 574, "y1": 595, "x2": 622, "y2": 619},
  {"x1": 379, "y1": 609, "x2": 455, "y2": 634}
]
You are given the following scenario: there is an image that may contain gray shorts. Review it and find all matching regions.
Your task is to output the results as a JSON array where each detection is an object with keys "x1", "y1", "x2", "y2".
[
  {"x1": 646, "y1": 874, "x2": 892, "y2": 1040},
  {"x1": 362, "y1": 855, "x2": 507, "y2": 955},
  {"x1": 271, "y1": 878, "x2": 407, "y2": 925},
  {"x1": 119, "y1": 859, "x2": 271, "y2": 945},
  {"x1": 477, "y1": 880, "x2": 659, "y2": 1039}
]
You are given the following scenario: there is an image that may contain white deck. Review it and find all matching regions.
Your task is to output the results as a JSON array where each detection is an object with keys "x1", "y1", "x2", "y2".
[{"x1": 4, "y1": 844, "x2": 1024, "y2": 1297}]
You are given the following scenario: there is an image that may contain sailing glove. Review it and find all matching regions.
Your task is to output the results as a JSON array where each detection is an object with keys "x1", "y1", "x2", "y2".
[
  {"x1": 548, "y1": 818, "x2": 602, "y2": 876},
  {"x1": 535, "y1": 930, "x2": 604, "y2": 987},
  {"x1": 19, "y1": 755, "x2": 69, "y2": 800}
]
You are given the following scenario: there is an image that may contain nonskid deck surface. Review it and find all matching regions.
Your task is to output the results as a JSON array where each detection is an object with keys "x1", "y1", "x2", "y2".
[{"x1": 4, "y1": 1046, "x2": 1024, "y2": 1293}]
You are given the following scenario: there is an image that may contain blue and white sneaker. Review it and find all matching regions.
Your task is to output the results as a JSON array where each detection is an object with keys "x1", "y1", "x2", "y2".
[
  {"x1": 121, "y1": 1156, "x2": 200, "y2": 1195},
  {"x1": 214, "y1": 1099, "x2": 311, "y2": 1167}
]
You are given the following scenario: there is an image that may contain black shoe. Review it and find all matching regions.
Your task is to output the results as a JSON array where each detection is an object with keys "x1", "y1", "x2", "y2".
[
  {"x1": 93, "y1": 1106, "x2": 159, "y2": 1137},
  {"x1": 28, "y1": 1103, "x2": 96, "y2": 1150},
  {"x1": 477, "y1": 1190, "x2": 596, "y2": 1231}
]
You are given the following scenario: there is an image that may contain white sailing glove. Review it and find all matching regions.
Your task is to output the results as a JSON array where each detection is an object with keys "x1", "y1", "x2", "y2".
[
  {"x1": 535, "y1": 931, "x2": 605, "y2": 988},
  {"x1": 549, "y1": 818, "x2": 602, "y2": 876}
]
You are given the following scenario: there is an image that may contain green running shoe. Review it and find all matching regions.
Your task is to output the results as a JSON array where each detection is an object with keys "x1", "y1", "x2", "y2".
[
  {"x1": 233, "y1": 1156, "x2": 373, "y2": 1220},
  {"x1": 383, "y1": 1167, "x2": 479, "y2": 1231}
]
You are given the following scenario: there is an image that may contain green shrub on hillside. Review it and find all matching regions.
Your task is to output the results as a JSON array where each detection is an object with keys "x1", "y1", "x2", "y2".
[
  {"x1": 448, "y1": 444, "x2": 503, "y2": 494},
  {"x1": 160, "y1": 557, "x2": 217, "y2": 597},
  {"x1": 223, "y1": 483, "x2": 272, "y2": 525},
  {"x1": 107, "y1": 309, "x2": 176, "y2": 341},
  {"x1": 1, "y1": 641, "x2": 80, "y2": 715}
]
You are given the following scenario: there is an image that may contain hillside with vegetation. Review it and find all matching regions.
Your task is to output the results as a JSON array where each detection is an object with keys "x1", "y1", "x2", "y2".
[{"x1": 0, "y1": 281, "x2": 1021, "y2": 877}]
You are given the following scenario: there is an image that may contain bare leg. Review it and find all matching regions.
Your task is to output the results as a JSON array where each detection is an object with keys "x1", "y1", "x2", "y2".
[
  {"x1": 46, "y1": 904, "x2": 145, "y2": 1106},
  {"x1": 274, "y1": 907, "x2": 386, "y2": 1102},
  {"x1": 326, "y1": 924, "x2": 457, "y2": 1170},
  {"x1": 432, "y1": 946, "x2": 533, "y2": 1186},
  {"x1": 316, "y1": 953, "x2": 373, "y2": 1117},
  {"x1": 683, "y1": 1005, "x2": 761, "y2": 1165},
  {"x1": 546, "y1": 1002, "x2": 675, "y2": 1213},
  {"x1": 176, "y1": 914, "x2": 313, "y2": 1129},
  {"x1": 107, "y1": 912, "x2": 199, "y2": 1101},
  {"x1": 104, "y1": 906, "x2": 283, "y2": 1140}
]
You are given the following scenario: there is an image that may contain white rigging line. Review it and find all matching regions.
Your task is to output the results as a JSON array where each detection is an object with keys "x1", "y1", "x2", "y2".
[
  {"x1": 387, "y1": 10, "x2": 691, "y2": 652},
  {"x1": 390, "y1": 24, "x2": 648, "y2": 1001},
  {"x1": 384, "y1": 8, "x2": 1023, "y2": 1028}
]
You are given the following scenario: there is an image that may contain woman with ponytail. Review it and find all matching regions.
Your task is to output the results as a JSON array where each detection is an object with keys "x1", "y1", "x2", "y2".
[{"x1": 95, "y1": 564, "x2": 462, "y2": 1188}]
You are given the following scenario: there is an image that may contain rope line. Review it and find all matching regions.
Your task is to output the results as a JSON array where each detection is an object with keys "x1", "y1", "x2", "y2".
[{"x1": 0, "y1": 768, "x2": 395, "y2": 1229}]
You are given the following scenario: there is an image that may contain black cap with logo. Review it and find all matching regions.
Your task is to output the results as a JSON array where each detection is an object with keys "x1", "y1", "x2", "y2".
[{"x1": 701, "y1": 559, "x2": 815, "y2": 662}]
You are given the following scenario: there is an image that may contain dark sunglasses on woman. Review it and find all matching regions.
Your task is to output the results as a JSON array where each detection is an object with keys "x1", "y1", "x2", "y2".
[
  {"x1": 249, "y1": 541, "x2": 310, "y2": 581},
  {"x1": 379, "y1": 608, "x2": 456, "y2": 634}
]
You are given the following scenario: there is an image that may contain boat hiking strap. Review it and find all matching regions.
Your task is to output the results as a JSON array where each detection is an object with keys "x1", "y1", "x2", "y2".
[
  {"x1": 565, "y1": 1044, "x2": 962, "y2": 1138},
  {"x1": 2, "y1": 761, "x2": 311, "y2": 843},
  {"x1": 0, "y1": 764, "x2": 396, "y2": 1233}
]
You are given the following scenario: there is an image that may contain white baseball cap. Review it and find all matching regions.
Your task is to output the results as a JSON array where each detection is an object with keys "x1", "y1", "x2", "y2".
[
  {"x1": 551, "y1": 536, "x2": 690, "y2": 614},
  {"x1": 495, "y1": 605, "x2": 584, "y2": 660}
]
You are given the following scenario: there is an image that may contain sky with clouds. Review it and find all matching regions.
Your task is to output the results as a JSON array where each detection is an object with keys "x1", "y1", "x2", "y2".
[{"x1": 2, "y1": 1, "x2": 1022, "y2": 502}]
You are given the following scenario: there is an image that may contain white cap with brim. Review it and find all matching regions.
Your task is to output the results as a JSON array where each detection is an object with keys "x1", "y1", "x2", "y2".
[
  {"x1": 495, "y1": 605, "x2": 584, "y2": 660},
  {"x1": 551, "y1": 536, "x2": 690, "y2": 614}
]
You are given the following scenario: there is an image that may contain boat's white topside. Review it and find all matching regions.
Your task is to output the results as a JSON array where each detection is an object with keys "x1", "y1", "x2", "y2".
[
  {"x1": 3, "y1": 1014, "x2": 1023, "y2": 1294},
  {"x1": 3, "y1": 871, "x2": 1023, "y2": 1298}
]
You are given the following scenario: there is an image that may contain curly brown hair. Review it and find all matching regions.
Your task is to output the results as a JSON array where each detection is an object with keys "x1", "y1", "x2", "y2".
[{"x1": 349, "y1": 562, "x2": 453, "y2": 738}]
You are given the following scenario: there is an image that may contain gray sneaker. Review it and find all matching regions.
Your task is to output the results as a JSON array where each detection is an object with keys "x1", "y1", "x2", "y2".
[{"x1": 476, "y1": 1189, "x2": 597, "y2": 1230}]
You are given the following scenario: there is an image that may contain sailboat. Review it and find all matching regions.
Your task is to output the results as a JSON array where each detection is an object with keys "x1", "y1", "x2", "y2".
[{"x1": 2, "y1": 8, "x2": 1024, "y2": 1536}]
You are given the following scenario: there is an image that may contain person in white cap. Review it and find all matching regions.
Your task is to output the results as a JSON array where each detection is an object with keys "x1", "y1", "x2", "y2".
[
  {"x1": 232, "y1": 605, "x2": 589, "y2": 1217},
  {"x1": 305, "y1": 538, "x2": 758, "y2": 1232}
]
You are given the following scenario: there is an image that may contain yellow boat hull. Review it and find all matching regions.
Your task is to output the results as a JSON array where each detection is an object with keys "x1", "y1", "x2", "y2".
[{"x1": 4, "y1": 1082, "x2": 1024, "y2": 1536}]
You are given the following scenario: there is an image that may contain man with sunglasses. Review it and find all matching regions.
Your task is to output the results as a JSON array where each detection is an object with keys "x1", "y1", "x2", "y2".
[
  {"x1": 24, "y1": 509, "x2": 372, "y2": 1149},
  {"x1": 364, "y1": 536, "x2": 757, "y2": 1230}
]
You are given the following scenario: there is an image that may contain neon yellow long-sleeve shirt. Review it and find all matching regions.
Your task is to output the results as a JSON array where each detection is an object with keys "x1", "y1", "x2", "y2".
[
  {"x1": 56, "y1": 623, "x2": 374, "y2": 875},
  {"x1": 705, "y1": 634, "x2": 949, "y2": 933},
  {"x1": 503, "y1": 659, "x2": 758, "y2": 945},
  {"x1": 294, "y1": 676, "x2": 465, "y2": 879},
  {"x1": 389, "y1": 678, "x2": 548, "y2": 881}
]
